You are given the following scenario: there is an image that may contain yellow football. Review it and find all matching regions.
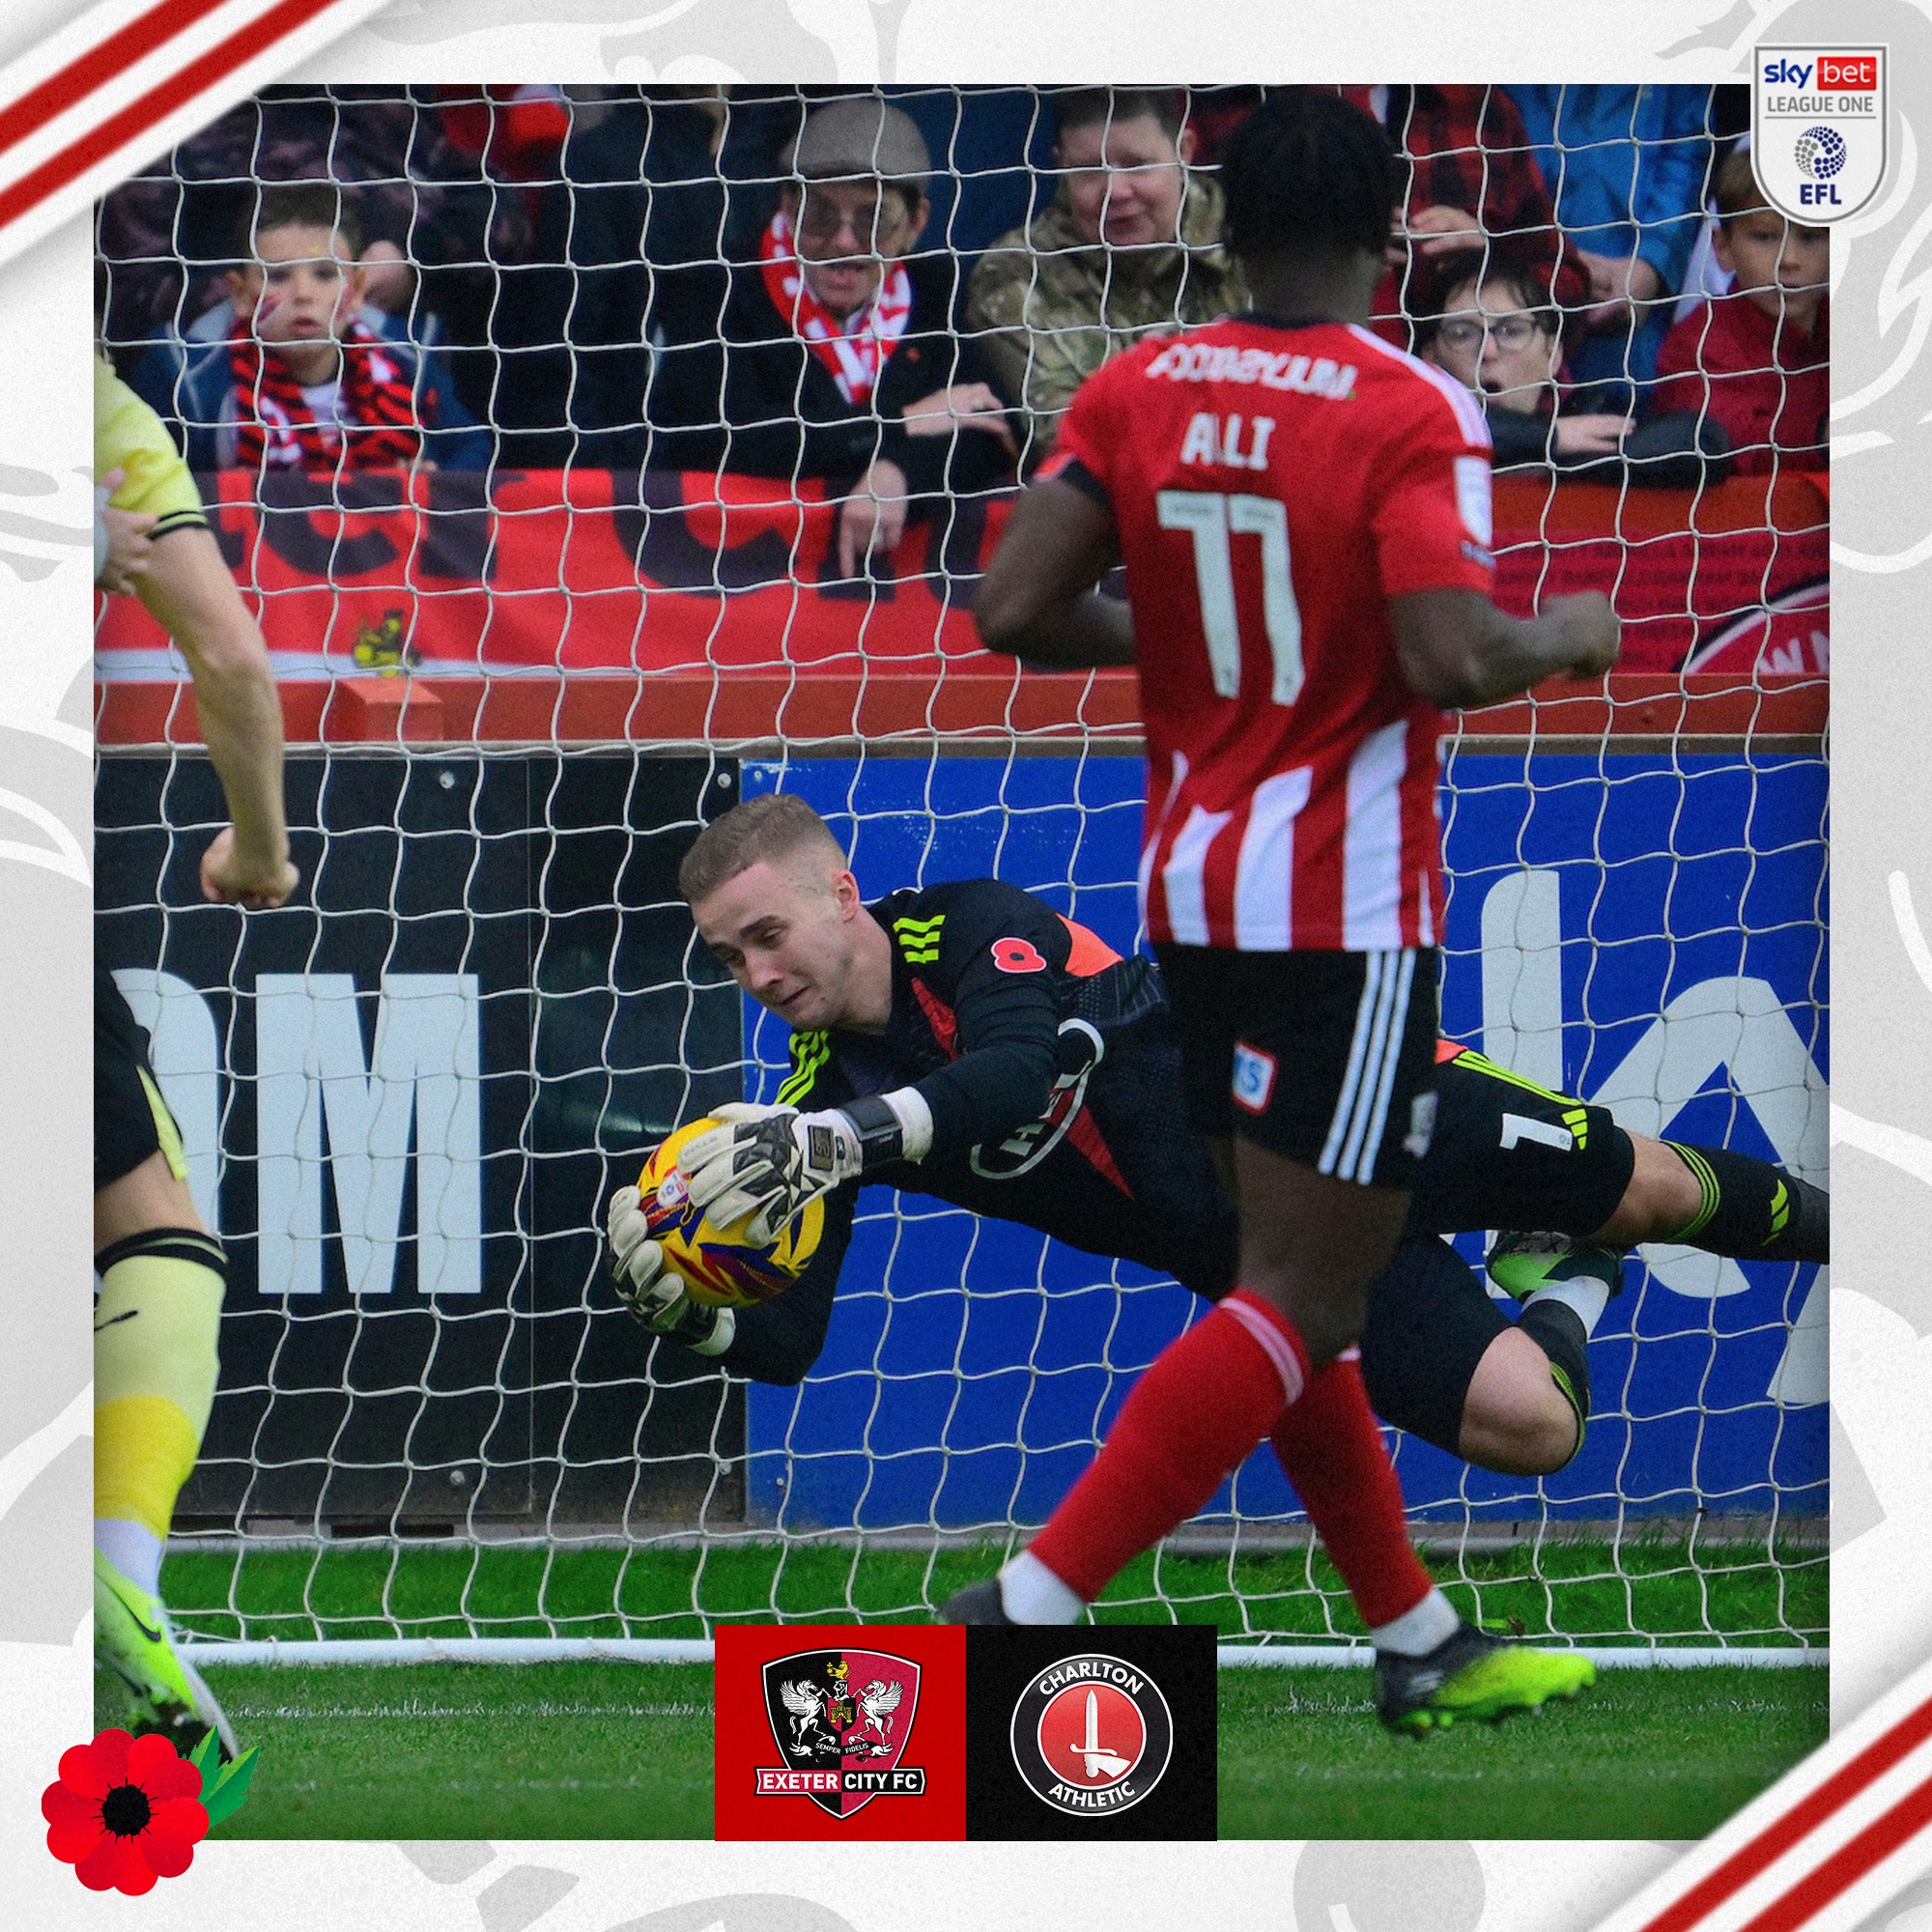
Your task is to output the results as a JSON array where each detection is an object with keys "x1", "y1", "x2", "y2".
[{"x1": 638, "y1": 1117, "x2": 823, "y2": 1309}]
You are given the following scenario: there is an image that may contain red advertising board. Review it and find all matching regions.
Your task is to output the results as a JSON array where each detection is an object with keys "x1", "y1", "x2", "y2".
[{"x1": 94, "y1": 469, "x2": 1828, "y2": 696}]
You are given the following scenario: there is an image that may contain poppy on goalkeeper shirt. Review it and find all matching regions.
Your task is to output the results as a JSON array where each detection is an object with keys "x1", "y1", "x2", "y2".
[{"x1": 1045, "y1": 317, "x2": 1496, "y2": 952}]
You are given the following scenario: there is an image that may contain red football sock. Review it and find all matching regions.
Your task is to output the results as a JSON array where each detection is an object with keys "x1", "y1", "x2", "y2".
[
  {"x1": 1268, "y1": 1348, "x2": 1434, "y2": 1629},
  {"x1": 1029, "y1": 1290, "x2": 1308, "y2": 1603}
]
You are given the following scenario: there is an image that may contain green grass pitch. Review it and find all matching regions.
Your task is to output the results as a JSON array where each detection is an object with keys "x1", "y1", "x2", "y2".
[
  {"x1": 157, "y1": 1535, "x2": 1823, "y2": 1649},
  {"x1": 103, "y1": 1536, "x2": 1824, "y2": 1838},
  {"x1": 96, "y1": 1659, "x2": 1825, "y2": 1841}
]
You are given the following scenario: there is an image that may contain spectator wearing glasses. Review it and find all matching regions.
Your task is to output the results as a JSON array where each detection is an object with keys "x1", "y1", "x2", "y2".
[
  {"x1": 1418, "y1": 260, "x2": 1726, "y2": 488},
  {"x1": 964, "y1": 87, "x2": 1245, "y2": 469},
  {"x1": 647, "y1": 96, "x2": 1017, "y2": 577}
]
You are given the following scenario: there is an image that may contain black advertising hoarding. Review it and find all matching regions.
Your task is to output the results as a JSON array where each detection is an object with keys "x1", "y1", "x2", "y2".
[{"x1": 96, "y1": 751, "x2": 744, "y2": 1531}]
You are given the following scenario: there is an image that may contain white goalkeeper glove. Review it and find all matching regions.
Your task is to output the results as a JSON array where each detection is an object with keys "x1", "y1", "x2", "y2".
[
  {"x1": 677, "y1": 1092, "x2": 932, "y2": 1245},
  {"x1": 605, "y1": 1183, "x2": 734, "y2": 1355}
]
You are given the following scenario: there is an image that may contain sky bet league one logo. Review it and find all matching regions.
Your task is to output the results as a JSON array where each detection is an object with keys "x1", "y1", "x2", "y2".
[{"x1": 1752, "y1": 46, "x2": 1887, "y2": 221}]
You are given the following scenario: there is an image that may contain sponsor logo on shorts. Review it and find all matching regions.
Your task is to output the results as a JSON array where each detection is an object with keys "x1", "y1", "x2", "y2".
[
  {"x1": 1404, "y1": 1090, "x2": 1438, "y2": 1158},
  {"x1": 1008, "y1": 1653, "x2": 1176, "y2": 1818},
  {"x1": 1231, "y1": 1041, "x2": 1276, "y2": 1114}
]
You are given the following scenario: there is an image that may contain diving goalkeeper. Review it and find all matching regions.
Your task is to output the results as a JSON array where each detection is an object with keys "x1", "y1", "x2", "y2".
[
  {"x1": 605, "y1": 800, "x2": 1826, "y2": 1701},
  {"x1": 93, "y1": 355, "x2": 298, "y2": 1756}
]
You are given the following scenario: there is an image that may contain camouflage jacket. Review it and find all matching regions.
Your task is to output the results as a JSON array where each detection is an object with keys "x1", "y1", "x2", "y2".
[{"x1": 965, "y1": 172, "x2": 1247, "y2": 469}]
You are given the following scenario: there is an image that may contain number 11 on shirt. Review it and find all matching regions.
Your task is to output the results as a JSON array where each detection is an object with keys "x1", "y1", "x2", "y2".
[{"x1": 1154, "y1": 488, "x2": 1305, "y2": 705}]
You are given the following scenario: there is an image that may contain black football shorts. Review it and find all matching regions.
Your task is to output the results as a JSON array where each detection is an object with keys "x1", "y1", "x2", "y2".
[
  {"x1": 1405, "y1": 1043, "x2": 1634, "y2": 1239},
  {"x1": 1155, "y1": 943, "x2": 1440, "y2": 1189},
  {"x1": 96, "y1": 963, "x2": 186, "y2": 1192}
]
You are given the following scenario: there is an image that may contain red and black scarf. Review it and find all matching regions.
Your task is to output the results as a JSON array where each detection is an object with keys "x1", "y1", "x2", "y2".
[
  {"x1": 758, "y1": 208, "x2": 913, "y2": 406},
  {"x1": 226, "y1": 318, "x2": 423, "y2": 470}
]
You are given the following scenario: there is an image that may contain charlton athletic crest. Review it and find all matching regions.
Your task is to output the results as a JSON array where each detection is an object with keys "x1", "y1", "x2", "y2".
[
  {"x1": 757, "y1": 1648, "x2": 927, "y2": 1818},
  {"x1": 1009, "y1": 1652, "x2": 1177, "y2": 1818},
  {"x1": 1752, "y1": 45, "x2": 1887, "y2": 222}
]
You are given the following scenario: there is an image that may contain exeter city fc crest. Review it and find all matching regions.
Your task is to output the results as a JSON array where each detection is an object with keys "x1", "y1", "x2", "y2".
[
  {"x1": 1752, "y1": 45, "x2": 1887, "y2": 222},
  {"x1": 758, "y1": 1648, "x2": 927, "y2": 1818}
]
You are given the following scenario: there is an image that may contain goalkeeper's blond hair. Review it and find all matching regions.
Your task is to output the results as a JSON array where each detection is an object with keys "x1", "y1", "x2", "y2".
[{"x1": 678, "y1": 793, "x2": 849, "y2": 906}]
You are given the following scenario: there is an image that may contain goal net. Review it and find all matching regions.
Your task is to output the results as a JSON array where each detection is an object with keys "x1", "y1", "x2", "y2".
[{"x1": 94, "y1": 83, "x2": 1828, "y2": 1661}]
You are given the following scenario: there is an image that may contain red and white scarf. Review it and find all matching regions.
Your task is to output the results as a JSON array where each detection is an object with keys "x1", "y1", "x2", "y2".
[
  {"x1": 226, "y1": 318, "x2": 423, "y2": 471},
  {"x1": 758, "y1": 208, "x2": 913, "y2": 406}
]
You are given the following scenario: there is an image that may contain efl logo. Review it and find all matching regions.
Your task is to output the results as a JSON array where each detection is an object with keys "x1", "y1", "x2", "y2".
[
  {"x1": 716, "y1": 1625, "x2": 967, "y2": 1839},
  {"x1": 1009, "y1": 1654, "x2": 1175, "y2": 1818}
]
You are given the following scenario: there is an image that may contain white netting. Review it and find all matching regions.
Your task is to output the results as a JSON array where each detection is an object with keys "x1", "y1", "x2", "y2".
[{"x1": 95, "y1": 83, "x2": 1827, "y2": 1654}]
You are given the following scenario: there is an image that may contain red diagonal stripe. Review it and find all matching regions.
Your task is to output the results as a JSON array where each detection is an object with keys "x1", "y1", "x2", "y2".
[
  {"x1": 1642, "y1": 1696, "x2": 1932, "y2": 1932},
  {"x1": 0, "y1": 0, "x2": 344, "y2": 234},
  {"x1": 0, "y1": 0, "x2": 233, "y2": 161},
  {"x1": 1738, "y1": 1772, "x2": 1932, "y2": 1932}
]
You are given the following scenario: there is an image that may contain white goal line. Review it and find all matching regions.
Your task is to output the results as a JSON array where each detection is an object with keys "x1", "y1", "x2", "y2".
[{"x1": 180, "y1": 1638, "x2": 1827, "y2": 1670}]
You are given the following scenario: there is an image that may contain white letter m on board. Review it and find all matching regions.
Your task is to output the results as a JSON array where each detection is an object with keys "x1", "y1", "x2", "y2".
[{"x1": 257, "y1": 975, "x2": 481, "y2": 1296}]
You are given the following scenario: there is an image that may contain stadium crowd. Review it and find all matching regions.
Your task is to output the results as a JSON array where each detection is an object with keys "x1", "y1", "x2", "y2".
[{"x1": 99, "y1": 82, "x2": 1829, "y2": 574}]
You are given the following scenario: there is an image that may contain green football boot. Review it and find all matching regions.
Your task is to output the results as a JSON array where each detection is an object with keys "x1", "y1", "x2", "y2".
[
  {"x1": 1485, "y1": 1231, "x2": 1626, "y2": 1304},
  {"x1": 94, "y1": 1549, "x2": 237, "y2": 1760},
  {"x1": 1376, "y1": 1619, "x2": 1596, "y2": 1735}
]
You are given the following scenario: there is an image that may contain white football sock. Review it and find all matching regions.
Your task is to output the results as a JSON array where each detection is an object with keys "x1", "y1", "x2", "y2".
[
  {"x1": 999, "y1": 1549, "x2": 1087, "y2": 1625},
  {"x1": 1370, "y1": 1586, "x2": 1461, "y2": 1657},
  {"x1": 1524, "y1": 1276, "x2": 1612, "y2": 1338},
  {"x1": 96, "y1": 1519, "x2": 165, "y2": 1599}
]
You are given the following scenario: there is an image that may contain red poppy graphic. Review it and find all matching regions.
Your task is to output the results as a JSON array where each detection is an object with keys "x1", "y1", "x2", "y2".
[
  {"x1": 991, "y1": 936, "x2": 1047, "y2": 975},
  {"x1": 43, "y1": 1728, "x2": 209, "y2": 1894}
]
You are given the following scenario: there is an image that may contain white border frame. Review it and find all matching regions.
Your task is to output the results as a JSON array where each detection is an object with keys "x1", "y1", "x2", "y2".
[{"x1": 6, "y1": 2, "x2": 1929, "y2": 1925}]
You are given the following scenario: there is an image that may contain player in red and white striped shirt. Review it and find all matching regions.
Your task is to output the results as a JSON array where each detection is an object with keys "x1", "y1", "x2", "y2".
[{"x1": 957, "y1": 92, "x2": 1620, "y2": 1732}]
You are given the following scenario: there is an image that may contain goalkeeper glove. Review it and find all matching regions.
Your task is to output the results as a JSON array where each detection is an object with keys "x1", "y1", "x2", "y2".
[
  {"x1": 605, "y1": 1183, "x2": 734, "y2": 1355},
  {"x1": 677, "y1": 1092, "x2": 932, "y2": 1245}
]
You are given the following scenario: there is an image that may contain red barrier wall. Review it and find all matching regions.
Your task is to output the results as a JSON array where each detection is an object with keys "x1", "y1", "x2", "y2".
[{"x1": 95, "y1": 469, "x2": 1827, "y2": 746}]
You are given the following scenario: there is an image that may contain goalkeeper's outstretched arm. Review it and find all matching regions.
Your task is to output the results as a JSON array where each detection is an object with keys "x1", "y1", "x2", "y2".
[{"x1": 133, "y1": 526, "x2": 298, "y2": 909}]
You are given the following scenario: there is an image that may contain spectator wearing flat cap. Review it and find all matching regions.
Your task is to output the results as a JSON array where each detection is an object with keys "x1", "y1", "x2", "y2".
[{"x1": 647, "y1": 96, "x2": 1018, "y2": 576}]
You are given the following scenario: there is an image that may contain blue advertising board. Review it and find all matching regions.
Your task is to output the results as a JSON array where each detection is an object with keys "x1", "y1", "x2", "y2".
[{"x1": 739, "y1": 749, "x2": 1828, "y2": 1529}]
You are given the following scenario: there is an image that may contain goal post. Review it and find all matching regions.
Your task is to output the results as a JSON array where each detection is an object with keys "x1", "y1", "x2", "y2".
[
  {"x1": 93, "y1": 81, "x2": 1828, "y2": 1663},
  {"x1": 94, "y1": 650, "x2": 1828, "y2": 1661}
]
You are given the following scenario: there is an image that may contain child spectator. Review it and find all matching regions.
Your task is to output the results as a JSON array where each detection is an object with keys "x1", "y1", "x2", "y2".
[
  {"x1": 96, "y1": 87, "x2": 525, "y2": 389},
  {"x1": 152, "y1": 183, "x2": 489, "y2": 475},
  {"x1": 1418, "y1": 259, "x2": 1727, "y2": 488},
  {"x1": 1652, "y1": 150, "x2": 1828, "y2": 475}
]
